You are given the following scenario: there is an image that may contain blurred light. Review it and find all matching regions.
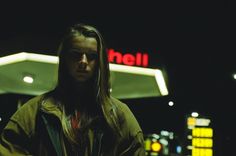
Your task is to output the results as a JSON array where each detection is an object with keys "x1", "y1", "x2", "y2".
[
  {"x1": 151, "y1": 134, "x2": 160, "y2": 140},
  {"x1": 233, "y1": 74, "x2": 236, "y2": 80},
  {"x1": 196, "y1": 118, "x2": 211, "y2": 126},
  {"x1": 150, "y1": 152, "x2": 158, "y2": 156},
  {"x1": 144, "y1": 138, "x2": 151, "y2": 150},
  {"x1": 159, "y1": 138, "x2": 168, "y2": 146},
  {"x1": 176, "y1": 146, "x2": 182, "y2": 153},
  {"x1": 187, "y1": 135, "x2": 193, "y2": 139},
  {"x1": 160, "y1": 130, "x2": 169, "y2": 136},
  {"x1": 0, "y1": 117, "x2": 2, "y2": 122},
  {"x1": 168, "y1": 101, "x2": 174, "y2": 106},
  {"x1": 191, "y1": 112, "x2": 199, "y2": 117},
  {"x1": 169, "y1": 132, "x2": 174, "y2": 139},
  {"x1": 151, "y1": 142, "x2": 162, "y2": 152},
  {"x1": 23, "y1": 75, "x2": 34, "y2": 83},
  {"x1": 187, "y1": 145, "x2": 193, "y2": 149},
  {"x1": 187, "y1": 117, "x2": 196, "y2": 127}
]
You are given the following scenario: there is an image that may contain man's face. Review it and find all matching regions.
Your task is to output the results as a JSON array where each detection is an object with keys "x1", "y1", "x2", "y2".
[{"x1": 65, "y1": 35, "x2": 98, "y2": 82}]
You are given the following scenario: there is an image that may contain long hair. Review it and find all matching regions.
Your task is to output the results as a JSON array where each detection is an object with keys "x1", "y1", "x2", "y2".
[{"x1": 54, "y1": 23, "x2": 111, "y2": 148}]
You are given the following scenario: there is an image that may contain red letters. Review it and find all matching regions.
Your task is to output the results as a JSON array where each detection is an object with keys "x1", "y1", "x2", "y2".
[{"x1": 107, "y1": 49, "x2": 149, "y2": 67}]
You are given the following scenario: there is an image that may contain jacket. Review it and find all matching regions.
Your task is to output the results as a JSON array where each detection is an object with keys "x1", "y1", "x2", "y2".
[{"x1": 0, "y1": 94, "x2": 145, "y2": 156}]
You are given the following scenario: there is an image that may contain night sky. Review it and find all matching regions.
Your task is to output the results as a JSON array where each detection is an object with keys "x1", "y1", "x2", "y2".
[{"x1": 0, "y1": 1, "x2": 235, "y2": 155}]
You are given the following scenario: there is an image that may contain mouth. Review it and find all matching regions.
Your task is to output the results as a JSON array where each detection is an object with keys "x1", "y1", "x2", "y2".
[
  {"x1": 75, "y1": 70, "x2": 90, "y2": 77},
  {"x1": 76, "y1": 70, "x2": 88, "y2": 73}
]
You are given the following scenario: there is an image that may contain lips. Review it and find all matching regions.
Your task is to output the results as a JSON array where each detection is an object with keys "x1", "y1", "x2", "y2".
[
  {"x1": 76, "y1": 70, "x2": 88, "y2": 73},
  {"x1": 75, "y1": 70, "x2": 89, "y2": 77}
]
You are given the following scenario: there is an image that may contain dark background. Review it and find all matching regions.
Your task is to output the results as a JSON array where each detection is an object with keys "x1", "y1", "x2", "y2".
[{"x1": 0, "y1": 1, "x2": 235, "y2": 155}]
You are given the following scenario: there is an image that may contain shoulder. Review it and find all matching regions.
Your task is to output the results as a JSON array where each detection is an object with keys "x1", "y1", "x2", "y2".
[
  {"x1": 110, "y1": 96, "x2": 130, "y2": 112},
  {"x1": 8, "y1": 94, "x2": 45, "y2": 136},
  {"x1": 11, "y1": 95, "x2": 44, "y2": 120},
  {"x1": 110, "y1": 96, "x2": 142, "y2": 136}
]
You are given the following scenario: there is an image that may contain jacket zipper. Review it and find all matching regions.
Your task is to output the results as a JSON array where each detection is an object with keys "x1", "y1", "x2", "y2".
[{"x1": 97, "y1": 132, "x2": 104, "y2": 156}]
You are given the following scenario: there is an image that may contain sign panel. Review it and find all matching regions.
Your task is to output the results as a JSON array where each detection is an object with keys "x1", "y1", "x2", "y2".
[
  {"x1": 186, "y1": 116, "x2": 213, "y2": 156},
  {"x1": 107, "y1": 48, "x2": 149, "y2": 67}
]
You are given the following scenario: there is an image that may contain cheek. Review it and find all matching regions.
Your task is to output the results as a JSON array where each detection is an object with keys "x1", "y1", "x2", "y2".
[
  {"x1": 90, "y1": 60, "x2": 97, "y2": 71},
  {"x1": 65, "y1": 59, "x2": 76, "y2": 72}
]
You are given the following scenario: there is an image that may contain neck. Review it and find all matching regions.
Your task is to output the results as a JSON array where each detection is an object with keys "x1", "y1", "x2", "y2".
[{"x1": 55, "y1": 83, "x2": 96, "y2": 113}]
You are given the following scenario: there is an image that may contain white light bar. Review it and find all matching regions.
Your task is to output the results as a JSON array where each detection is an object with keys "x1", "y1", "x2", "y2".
[
  {"x1": 0, "y1": 52, "x2": 59, "y2": 66},
  {"x1": 0, "y1": 52, "x2": 168, "y2": 96},
  {"x1": 109, "y1": 63, "x2": 168, "y2": 96}
]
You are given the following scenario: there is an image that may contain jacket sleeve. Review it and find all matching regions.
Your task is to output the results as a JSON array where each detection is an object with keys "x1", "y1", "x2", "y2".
[
  {"x1": 0, "y1": 120, "x2": 33, "y2": 156},
  {"x1": 128, "y1": 131, "x2": 146, "y2": 156},
  {"x1": 115, "y1": 100, "x2": 146, "y2": 156},
  {"x1": 0, "y1": 96, "x2": 41, "y2": 156}
]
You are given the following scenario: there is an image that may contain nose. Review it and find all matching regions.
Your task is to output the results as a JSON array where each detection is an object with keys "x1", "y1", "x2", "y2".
[{"x1": 78, "y1": 54, "x2": 88, "y2": 69}]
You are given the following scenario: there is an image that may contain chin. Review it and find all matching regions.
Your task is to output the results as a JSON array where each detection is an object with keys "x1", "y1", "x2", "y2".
[
  {"x1": 75, "y1": 78, "x2": 88, "y2": 82},
  {"x1": 74, "y1": 76, "x2": 93, "y2": 83}
]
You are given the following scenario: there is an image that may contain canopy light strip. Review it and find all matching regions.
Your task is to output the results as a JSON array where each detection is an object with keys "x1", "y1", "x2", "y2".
[
  {"x1": 155, "y1": 70, "x2": 169, "y2": 95},
  {"x1": 110, "y1": 63, "x2": 168, "y2": 95},
  {"x1": 0, "y1": 52, "x2": 59, "y2": 66},
  {"x1": 0, "y1": 52, "x2": 168, "y2": 96}
]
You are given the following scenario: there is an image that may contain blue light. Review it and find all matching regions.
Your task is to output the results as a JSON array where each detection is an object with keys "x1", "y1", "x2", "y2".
[{"x1": 176, "y1": 146, "x2": 182, "y2": 154}]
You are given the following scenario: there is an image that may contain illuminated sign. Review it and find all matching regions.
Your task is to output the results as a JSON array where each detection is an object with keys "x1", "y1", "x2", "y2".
[
  {"x1": 107, "y1": 49, "x2": 149, "y2": 67},
  {"x1": 187, "y1": 117, "x2": 211, "y2": 128},
  {"x1": 192, "y1": 128, "x2": 213, "y2": 138},
  {"x1": 192, "y1": 138, "x2": 213, "y2": 148},
  {"x1": 186, "y1": 116, "x2": 213, "y2": 156},
  {"x1": 192, "y1": 148, "x2": 213, "y2": 156}
]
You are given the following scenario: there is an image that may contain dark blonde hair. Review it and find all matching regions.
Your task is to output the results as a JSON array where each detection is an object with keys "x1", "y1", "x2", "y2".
[{"x1": 56, "y1": 24, "x2": 111, "y2": 147}]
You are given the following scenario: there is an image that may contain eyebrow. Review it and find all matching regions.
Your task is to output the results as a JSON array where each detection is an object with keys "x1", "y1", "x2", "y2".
[{"x1": 70, "y1": 48, "x2": 97, "y2": 54}]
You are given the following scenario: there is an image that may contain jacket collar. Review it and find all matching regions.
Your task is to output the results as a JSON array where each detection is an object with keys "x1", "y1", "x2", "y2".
[
  {"x1": 40, "y1": 96, "x2": 62, "y2": 121},
  {"x1": 40, "y1": 94, "x2": 123, "y2": 137}
]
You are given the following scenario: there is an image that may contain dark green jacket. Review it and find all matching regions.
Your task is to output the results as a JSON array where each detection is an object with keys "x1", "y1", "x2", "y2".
[{"x1": 0, "y1": 94, "x2": 145, "y2": 156}]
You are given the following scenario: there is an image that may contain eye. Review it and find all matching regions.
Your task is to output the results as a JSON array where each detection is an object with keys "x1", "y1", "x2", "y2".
[
  {"x1": 67, "y1": 49, "x2": 98, "y2": 60},
  {"x1": 87, "y1": 53, "x2": 98, "y2": 60},
  {"x1": 68, "y1": 50, "x2": 83, "y2": 59}
]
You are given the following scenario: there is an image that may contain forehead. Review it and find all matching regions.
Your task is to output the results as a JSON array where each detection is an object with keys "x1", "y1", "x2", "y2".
[{"x1": 69, "y1": 35, "x2": 97, "y2": 52}]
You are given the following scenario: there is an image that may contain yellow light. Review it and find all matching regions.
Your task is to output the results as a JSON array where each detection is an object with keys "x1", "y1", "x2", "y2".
[
  {"x1": 192, "y1": 128, "x2": 213, "y2": 137},
  {"x1": 151, "y1": 142, "x2": 162, "y2": 152},
  {"x1": 145, "y1": 139, "x2": 151, "y2": 150},
  {"x1": 187, "y1": 117, "x2": 196, "y2": 126},
  {"x1": 192, "y1": 138, "x2": 213, "y2": 148},
  {"x1": 192, "y1": 148, "x2": 213, "y2": 156}
]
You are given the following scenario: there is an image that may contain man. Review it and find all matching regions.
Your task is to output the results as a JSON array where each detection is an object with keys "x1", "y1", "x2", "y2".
[{"x1": 0, "y1": 23, "x2": 145, "y2": 156}]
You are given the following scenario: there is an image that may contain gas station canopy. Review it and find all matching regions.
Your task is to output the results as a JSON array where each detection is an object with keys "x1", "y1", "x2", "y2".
[{"x1": 0, "y1": 52, "x2": 168, "y2": 99}]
